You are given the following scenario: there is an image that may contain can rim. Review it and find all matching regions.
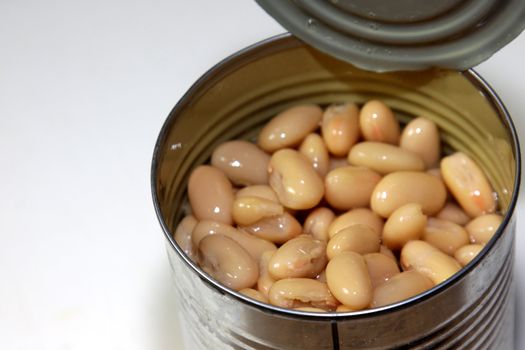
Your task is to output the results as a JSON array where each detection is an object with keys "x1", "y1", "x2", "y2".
[{"x1": 150, "y1": 33, "x2": 521, "y2": 319}]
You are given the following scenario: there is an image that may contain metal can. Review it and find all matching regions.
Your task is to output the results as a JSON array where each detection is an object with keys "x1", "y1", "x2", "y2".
[{"x1": 151, "y1": 34, "x2": 520, "y2": 349}]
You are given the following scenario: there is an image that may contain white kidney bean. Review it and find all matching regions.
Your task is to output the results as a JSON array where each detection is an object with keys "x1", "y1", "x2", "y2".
[
  {"x1": 192, "y1": 220, "x2": 276, "y2": 261},
  {"x1": 436, "y1": 202, "x2": 471, "y2": 226},
  {"x1": 440, "y1": 152, "x2": 496, "y2": 217},
  {"x1": 239, "y1": 288, "x2": 268, "y2": 303},
  {"x1": 236, "y1": 185, "x2": 279, "y2": 203},
  {"x1": 326, "y1": 225, "x2": 380, "y2": 259},
  {"x1": 232, "y1": 196, "x2": 284, "y2": 226},
  {"x1": 199, "y1": 235, "x2": 259, "y2": 291},
  {"x1": 321, "y1": 103, "x2": 360, "y2": 156},
  {"x1": 400, "y1": 117, "x2": 441, "y2": 168},
  {"x1": 268, "y1": 149, "x2": 324, "y2": 210},
  {"x1": 465, "y1": 214, "x2": 503, "y2": 244},
  {"x1": 324, "y1": 166, "x2": 382, "y2": 210},
  {"x1": 329, "y1": 157, "x2": 350, "y2": 171},
  {"x1": 400, "y1": 240, "x2": 461, "y2": 285},
  {"x1": 382, "y1": 203, "x2": 427, "y2": 251},
  {"x1": 364, "y1": 253, "x2": 400, "y2": 288},
  {"x1": 257, "y1": 250, "x2": 276, "y2": 298},
  {"x1": 422, "y1": 218, "x2": 470, "y2": 256},
  {"x1": 258, "y1": 104, "x2": 322, "y2": 152},
  {"x1": 371, "y1": 270, "x2": 434, "y2": 308},
  {"x1": 269, "y1": 235, "x2": 327, "y2": 279},
  {"x1": 268, "y1": 278, "x2": 338, "y2": 310},
  {"x1": 371, "y1": 171, "x2": 447, "y2": 218},
  {"x1": 380, "y1": 245, "x2": 396, "y2": 261},
  {"x1": 303, "y1": 207, "x2": 335, "y2": 242},
  {"x1": 326, "y1": 252, "x2": 373, "y2": 310},
  {"x1": 328, "y1": 208, "x2": 384, "y2": 239},
  {"x1": 299, "y1": 133, "x2": 330, "y2": 177},
  {"x1": 211, "y1": 140, "x2": 270, "y2": 186},
  {"x1": 359, "y1": 100, "x2": 400, "y2": 144},
  {"x1": 348, "y1": 142, "x2": 425, "y2": 174},
  {"x1": 188, "y1": 165, "x2": 234, "y2": 224},
  {"x1": 454, "y1": 244, "x2": 484, "y2": 266},
  {"x1": 174, "y1": 215, "x2": 198, "y2": 262},
  {"x1": 239, "y1": 212, "x2": 302, "y2": 244}
]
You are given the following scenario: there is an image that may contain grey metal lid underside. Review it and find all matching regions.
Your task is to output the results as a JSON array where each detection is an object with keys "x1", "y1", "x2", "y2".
[{"x1": 256, "y1": 0, "x2": 525, "y2": 72}]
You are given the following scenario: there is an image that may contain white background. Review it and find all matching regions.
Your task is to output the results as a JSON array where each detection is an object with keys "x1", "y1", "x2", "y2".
[{"x1": 0, "y1": 1, "x2": 523, "y2": 349}]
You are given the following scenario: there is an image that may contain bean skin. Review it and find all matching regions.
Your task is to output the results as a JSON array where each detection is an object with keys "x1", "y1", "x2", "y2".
[
  {"x1": 324, "y1": 166, "x2": 382, "y2": 210},
  {"x1": 268, "y1": 149, "x2": 324, "y2": 210},
  {"x1": 454, "y1": 244, "x2": 484, "y2": 266},
  {"x1": 257, "y1": 250, "x2": 276, "y2": 298},
  {"x1": 400, "y1": 240, "x2": 461, "y2": 285},
  {"x1": 364, "y1": 253, "x2": 400, "y2": 288},
  {"x1": 268, "y1": 235, "x2": 327, "y2": 279},
  {"x1": 422, "y1": 218, "x2": 469, "y2": 256},
  {"x1": 382, "y1": 203, "x2": 427, "y2": 251},
  {"x1": 371, "y1": 270, "x2": 434, "y2": 308},
  {"x1": 371, "y1": 171, "x2": 447, "y2": 218},
  {"x1": 326, "y1": 252, "x2": 373, "y2": 310},
  {"x1": 173, "y1": 215, "x2": 198, "y2": 262},
  {"x1": 192, "y1": 220, "x2": 276, "y2": 261},
  {"x1": 268, "y1": 278, "x2": 338, "y2": 311},
  {"x1": 328, "y1": 208, "x2": 384, "y2": 239},
  {"x1": 326, "y1": 225, "x2": 380, "y2": 259},
  {"x1": 232, "y1": 196, "x2": 284, "y2": 226},
  {"x1": 441, "y1": 152, "x2": 496, "y2": 217},
  {"x1": 188, "y1": 165, "x2": 235, "y2": 224},
  {"x1": 199, "y1": 235, "x2": 259, "y2": 291},
  {"x1": 236, "y1": 185, "x2": 279, "y2": 203},
  {"x1": 303, "y1": 207, "x2": 336, "y2": 242},
  {"x1": 258, "y1": 104, "x2": 322, "y2": 152},
  {"x1": 359, "y1": 100, "x2": 400, "y2": 145},
  {"x1": 239, "y1": 212, "x2": 302, "y2": 244},
  {"x1": 299, "y1": 133, "x2": 330, "y2": 177},
  {"x1": 211, "y1": 140, "x2": 270, "y2": 186},
  {"x1": 465, "y1": 214, "x2": 503, "y2": 244},
  {"x1": 348, "y1": 142, "x2": 425, "y2": 174},
  {"x1": 239, "y1": 288, "x2": 268, "y2": 303},
  {"x1": 321, "y1": 103, "x2": 360, "y2": 156},
  {"x1": 380, "y1": 245, "x2": 396, "y2": 261},
  {"x1": 436, "y1": 202, "x2": 471, "y2": 226},
  {"x1": 400, "y1": 117, "x2": 441, "y2": 168}
]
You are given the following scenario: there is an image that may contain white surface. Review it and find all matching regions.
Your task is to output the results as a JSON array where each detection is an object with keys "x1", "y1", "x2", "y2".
[{"x1": 0, "y1": 1, "x2": 523, "y2": 349}]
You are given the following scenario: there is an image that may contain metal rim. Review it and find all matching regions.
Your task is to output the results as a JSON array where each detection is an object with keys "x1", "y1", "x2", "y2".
[{"x1": 150, "y1": 33, "x2": 521, "y2": 320}]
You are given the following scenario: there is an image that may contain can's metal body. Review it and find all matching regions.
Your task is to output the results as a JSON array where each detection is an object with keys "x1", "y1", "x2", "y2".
[{"x1": 152, "y1": 34, "x2": 520, "y2": 349}]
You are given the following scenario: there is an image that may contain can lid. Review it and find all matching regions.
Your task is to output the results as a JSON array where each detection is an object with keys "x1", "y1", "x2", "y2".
[{"x1": 256, "y1": 0, "x2": 525, "y2": 72}]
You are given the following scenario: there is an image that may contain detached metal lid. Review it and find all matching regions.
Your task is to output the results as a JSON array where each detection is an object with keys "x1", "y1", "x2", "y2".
[{"x1": 256, "y1": 0, "x2": 525, "y2": 72}]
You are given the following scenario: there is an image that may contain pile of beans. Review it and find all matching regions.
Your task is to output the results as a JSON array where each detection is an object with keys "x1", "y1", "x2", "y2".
[{"x1": 174, "y1": 101, "x2": 502, "y2": 312}]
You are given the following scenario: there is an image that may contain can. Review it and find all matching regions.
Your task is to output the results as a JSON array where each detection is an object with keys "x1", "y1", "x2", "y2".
[{"x1": 151, "y1": 34, "x2": 520, "y2": 349}]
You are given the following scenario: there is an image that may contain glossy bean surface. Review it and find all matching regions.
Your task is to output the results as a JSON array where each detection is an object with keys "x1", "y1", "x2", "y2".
[
  {"x1": 371, "y1": 171, "x2": 447, "y2": 218},
  {"x1": 401, "y1": 240, "x2": 461, "y2": 285},
  {"x1": 348, "y1": 142, "x2": 425, "y2": 174},
  {"x1": 454, "y1": 244, "x2": 484, "y2": 266},
  {"x1": 268, "y1": 278, "x2": 338, "y2": 310},
  {"x1": 240, "y1": 212, "x2": 302, "y2": 244},
  {"x1": 232, "y1": 196, "x2": 284, "y2": 225},
  {"x1": 188, "y1": 165, "x2": 234, "y2": 224},
  {"x1": 326, "y1": 252, "x2": 373, "y2": 310},
  {"x1": 321, "y1": 103, "x2": 360, "y2": 156},
  {"x1": 359, "y1": 100, "x2": 400, "y2": 144},
  {"x1": 371, "y1": 270, "x2": 434, "y2": 308},
  {"x1": 236, "y1": 185, "x2": 279, "y2": 202},
  {"x1": 199, "y1": 235, "x2": 258, "y2": 291},
  {"x1": 258, "y1": 104, "x2": 322, "y2": 152},
  {"x1": 269, "y1": 235, "x2": 327, "y2": 279},
  {"x1": 324, "y1": 166, "x2": 382, "y2": 210},
  {"x1": 303, "y1": 207, "x2": 335, "y2": 242},
  {"x1": 174, "y1": 215, "x2": 198, "y2": 262},
  {"x1": 465, "y1": 214, "x2": 503, "y2": 244},
  {"x1": 382, "y1": 203, "x2": 427, "y2": 251},
  {"x1": 364, "y1": 253, "x2": 400, "y2": 288},
  {"x1": 268, "y1": 149, "x2": 324, "y2": 210},
  {"x1": 328, "y1": 208, "x2": 384, "y2": 239},
  {"x1": 422, "y1": 218, "x2": 469, "y2": 255},
  {"x1": 400, "y1": 117, "x2": 441, "y2": 168},
  {"x1": 441, "y1": 152, "x2": 496, "y2": 217},
  {"x1": 299, "y1": 133, "x2": 330, "y2": 177},
  {"x1": 211, "y1": 140, "x2": 270, "y2": 186},
  {"x1": 326, "y1": 225, "x2": 380, "y2": 259},
  {"x1": 436, "y1": 202, "x2": 471, "y2": 226}
]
